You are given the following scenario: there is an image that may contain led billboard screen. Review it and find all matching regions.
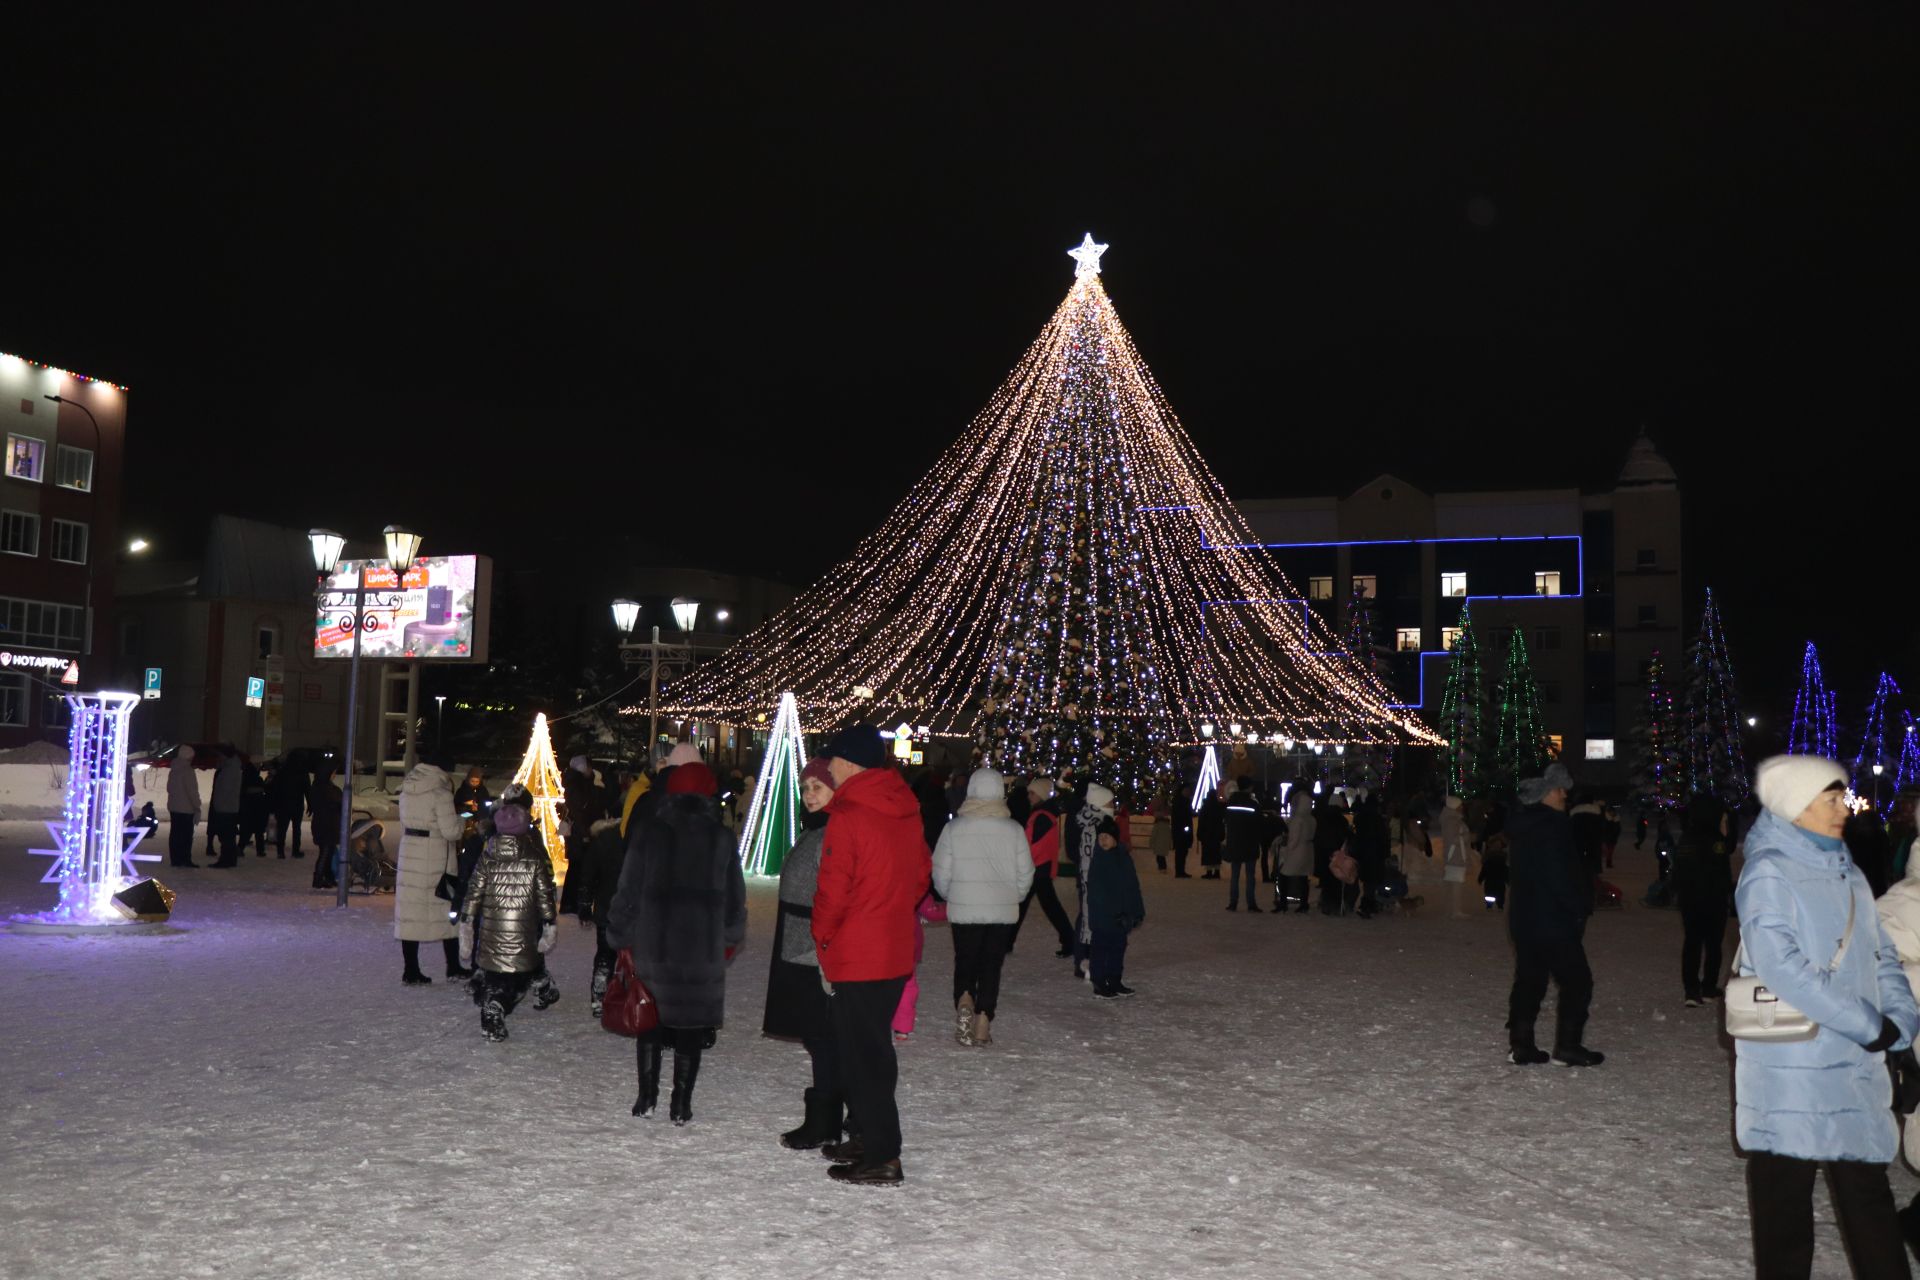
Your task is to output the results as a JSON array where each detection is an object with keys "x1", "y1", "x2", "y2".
[{"x1": 314, "y1": 554, "x2": 491, "y2": 662}]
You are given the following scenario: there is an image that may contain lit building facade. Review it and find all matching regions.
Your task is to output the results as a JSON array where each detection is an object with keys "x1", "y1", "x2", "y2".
[
  {"x1": 1235, "y1": 434, "x2": 1682, "y2": 786},
  {"x1": 0, "y1": 353, "x2": 127, "y2": 749}
]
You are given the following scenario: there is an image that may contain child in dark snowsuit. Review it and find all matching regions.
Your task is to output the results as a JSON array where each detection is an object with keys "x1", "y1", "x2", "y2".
[{"x1": 1085, "y1": 817, "x2": 1146, "y2": 998}]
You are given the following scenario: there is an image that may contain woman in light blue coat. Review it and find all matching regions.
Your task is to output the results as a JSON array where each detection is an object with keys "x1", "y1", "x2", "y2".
[{"x1": 1735, "y1": 754, "x2": 1919, "y2": 1279}]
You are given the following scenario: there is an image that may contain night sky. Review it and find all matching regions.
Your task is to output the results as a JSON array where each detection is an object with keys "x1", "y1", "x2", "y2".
[{"x1": 8, "y1": 9, "x2": 1915, "y2": 730}]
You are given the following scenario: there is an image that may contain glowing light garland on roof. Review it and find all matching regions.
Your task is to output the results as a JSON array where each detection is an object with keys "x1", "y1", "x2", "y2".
[
  {"x1": 0, "y1": 350, "x2": 129, "y2": 391},
  {"x1": 659, "y1": 236, "x2": 1438, "y2": 790},
  {"x1": 736, "y1": 692, "x2": 807, "y2": 878}
]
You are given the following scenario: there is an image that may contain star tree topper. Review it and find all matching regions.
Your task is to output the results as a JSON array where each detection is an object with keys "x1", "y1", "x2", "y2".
[{"x1": 1068, "y1": 232, "x2": 1108, "y2": 279}]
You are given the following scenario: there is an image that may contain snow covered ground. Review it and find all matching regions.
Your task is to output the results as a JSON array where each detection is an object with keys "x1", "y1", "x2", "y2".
[{"x1": 1, "y1": 820, "x2": 1906, "y2": 1279}]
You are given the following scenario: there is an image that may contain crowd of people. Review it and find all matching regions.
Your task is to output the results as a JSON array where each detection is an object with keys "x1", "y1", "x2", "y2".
[{"x1": 162, "y1": 744, "x2": 342, "y2": 884}]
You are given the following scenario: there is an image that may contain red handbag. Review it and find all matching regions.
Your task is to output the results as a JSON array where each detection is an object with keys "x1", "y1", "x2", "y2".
[
  {"x1": 1329, "y1": 847, "x2": 1359, "y2": 885},
  {"x1": 600, "y1": 948, "x2": 659, "y2": 1037}
]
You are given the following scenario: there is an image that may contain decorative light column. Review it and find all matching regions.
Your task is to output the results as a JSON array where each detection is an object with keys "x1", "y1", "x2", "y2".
[{"x1": 26, "y1": 692, "x2": 154, "y2": 923}]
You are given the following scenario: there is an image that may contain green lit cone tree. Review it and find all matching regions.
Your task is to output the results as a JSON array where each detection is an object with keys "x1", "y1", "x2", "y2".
[
  {"x1": 1494, "y1": 625, "x2": 1554, "y2": 794},
  {"x1": 1439, "y1": 606, "x2": 1488, "y2": 799}
]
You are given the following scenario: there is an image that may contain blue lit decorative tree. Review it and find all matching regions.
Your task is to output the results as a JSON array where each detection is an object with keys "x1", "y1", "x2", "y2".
[{"x1": 1788, "y1": 642, "x2": 1838, "y2": 759}]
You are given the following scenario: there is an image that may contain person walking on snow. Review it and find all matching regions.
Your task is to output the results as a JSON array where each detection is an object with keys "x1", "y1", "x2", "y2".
[
  {"x1": 1222, "y1": 777, "x2": 1263, "y2": 912},
  {"x1": 457, "y1": 786, "x2": 558, "y2": 1042},
  {"x1": 394, "y1": 754, "x2": 469, "y2": 985},
  {"x1": 811, "y1": 726, "x2": 930, "y2": 1188},
  {"x1": 1672, "y1": 795, "x2": 1733, "y2": 1007},
  {"x1": 933, "y1": 767, "x2": 1034, "y2": 1046},
  {"x1": 1737, "y1": 754, "x2": 1919, "y2": 1278},
  {"x1": 1085, "y1": 816, "x2": 1146, "y2": 998},
  {"x1": 1504, "y1": 764, "x2": 1602, "y2": 1067},
  {"x1": 1070, "y1": 784, "x2": 1118, "y2": 979},
  {"x1": 1010, "y1": 777, "x2": 1076, "y2": 958}
]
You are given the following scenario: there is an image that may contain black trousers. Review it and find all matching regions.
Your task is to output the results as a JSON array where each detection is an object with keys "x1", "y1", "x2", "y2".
[
  {"x1": 1200, "y1": 837, "x2": 1222, "y2": 870},
  {"x1": 402, "y1": 938, "x2": 463, "y2": 978},
  {"x1": 1089, "y1": 928, "x2": 1128, "y2": 986},
  {"x1": 1013, "y1": 875, "x2": 1075, "y2": 951},
  {"x1": 168, "y1": 814, "x2": 196, "y2": 866},
  {"x1": 1680, "y1": 894, "x2": 1728, "y2": 998},
  {"x1": 830, "y1": 976, "x2": 907, "y2": 1165},
  {"x1": 274, "y1": 809, "x2": 303, "y2": 855},
  {"x1": 951, "y1": 923, "x2": 1013, "y2": 1018},
  {"x1": 209, "y1": 811, "x2": 239, "y2": 864},
  {"x1": 1173, "y1": 842, "x2": 1190, "y2": 876},
  {"x1": 1507, "y1": 933, "x2": 1594, "y2": 1051},
  {"x1": 1746, "y1": 1151, "x2": 1911, "y2": 1280},
  {"x1": 1319, "y1": 876, "x2": 1357, "y2": 915},
  {"x1": 313, "y1": 840, "x2": 339, "y2": 887}
]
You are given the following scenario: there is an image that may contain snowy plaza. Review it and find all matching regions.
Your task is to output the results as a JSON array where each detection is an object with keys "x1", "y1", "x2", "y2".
[{"x1": 0, "y1": 821, "x2": 1893, "y2": 1280}]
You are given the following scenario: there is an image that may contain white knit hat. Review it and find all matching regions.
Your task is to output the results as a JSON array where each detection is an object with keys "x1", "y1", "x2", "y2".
[
  {"x1": 665, "y1": 742, "x2": 704, "y2": 768},
  {"x1": 1754, "y1": 754, "x2": 1847, "y2": 823},
  {"x1": 1085, "y1": 783, "x2": 1117, "y2": 815}
]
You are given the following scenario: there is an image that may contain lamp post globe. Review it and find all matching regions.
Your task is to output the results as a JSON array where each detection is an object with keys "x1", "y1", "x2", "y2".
[{"x1": 612, "y1": 599, "x2": 640, "y2": 636}]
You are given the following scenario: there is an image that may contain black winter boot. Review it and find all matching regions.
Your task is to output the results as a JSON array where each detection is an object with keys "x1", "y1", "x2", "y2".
[
  {"x1": 632, "y1": 1042, "x2": 663, "y2": 1117},
  {"x1": 781, "y1": 1088, "x2": 843, "y2": 1150},
  {"x1": 669, "y1": 1045, "x2": 703, "y2": 1126}
]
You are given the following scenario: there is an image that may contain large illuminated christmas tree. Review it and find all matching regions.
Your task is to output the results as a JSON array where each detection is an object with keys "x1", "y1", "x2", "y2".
[
  {"x1": 1438, "y1": 606, "x2": 1487, "y2": 799},
  {"x1": 511, "y1": 713, "x2": 568, "y2": 885},
  {"x1": 661, "y1": 235, "x2": 1437, "y2": 799},
  {"x1": 1682, "y1": 588, "x2": 1747, "y2": 804},
  {"x1": 1494, "y1": 626, "x2": 1553, "y2": 789},
  {"x1": 1630, "y1": 651, "x2": 1684, "y2": 814}
]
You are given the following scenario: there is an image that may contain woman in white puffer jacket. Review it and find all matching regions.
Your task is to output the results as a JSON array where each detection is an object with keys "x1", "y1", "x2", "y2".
[{"x1": 933, "y1": 768, "x2": 1035, "y2": 1046}]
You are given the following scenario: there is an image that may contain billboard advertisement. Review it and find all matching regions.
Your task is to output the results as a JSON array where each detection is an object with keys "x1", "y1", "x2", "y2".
[{"x1": 314, "y1": 555, "x2": 492, "y2": 662}]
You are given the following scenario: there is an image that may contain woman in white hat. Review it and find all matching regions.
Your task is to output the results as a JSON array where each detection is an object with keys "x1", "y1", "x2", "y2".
[{"x1": 1734, "y1": 754, "x2": 1919, "y2": 1277}]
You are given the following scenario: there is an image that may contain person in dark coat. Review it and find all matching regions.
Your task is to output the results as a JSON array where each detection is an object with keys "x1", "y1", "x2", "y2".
[
  {"x1": 1349, "y1": 790, "x2": 1390, "y2": 920},
  {"x1": 455, "y1": 766, "x2": 492, "y2": 818},
  {"x1": 573, "y1": 814, "x2": 629, "y2": 1020},
  {"x1": 1672, "y1": 794, "x2": 1733, "y2": 1006},
  {"x1": 1314, "y1": 794, "x2": 1354, "y2": 916},
  {"x1": 606, "y1": 761, "x2": 748, "y2": 1126},
  {"x1": 1170, "y1": 762, "x2": 1195, "y2": 878},
  {"x1": 1222, "y1": 777, "x2": 1264, "y2": 912},
  {"x1": 560, "y1": 755, "x2": 603, "y2": 915},
  {"x1": 914, "y1": 772, "x2": 952, "y2": 855},
  {"x1": 1504, "y1": 764, "x2": 1601, "y2": 1066},
  {"x1": 1085, "y1": 816, "x2": 1146, "y2": 997},
  {"x1": 269, "y1": 757, "x2": 310, "y2": 858},
  {"x1": 238, "y1": 759, "x2": 272, "y2": 857},
  {"x1": 765, "y1": 758, "x2": 843, "y2": 1150},
  {"x1": 1197, "y1": 785, "x2": 1227, "y2": 879},
  {"x1": 1844, "y1": 809, "x2": 1895, "y2": 899},
  {"x1": 310, "y1": 765, "x2": 342, "y2": 890}
]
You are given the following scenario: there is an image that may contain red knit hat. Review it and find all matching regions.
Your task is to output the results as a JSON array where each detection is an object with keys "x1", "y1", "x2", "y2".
[
  {"x1": 666, "y1": 761, "x2": 718, "y2": 796},
  {"x1": 800, "y1": 757, "x2": 836, "y2": 791}
]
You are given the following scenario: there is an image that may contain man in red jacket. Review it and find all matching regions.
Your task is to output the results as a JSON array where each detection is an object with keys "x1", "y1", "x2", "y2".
[{"x1": 812, "y1": 724, "x2": 930, "y2": 1187}]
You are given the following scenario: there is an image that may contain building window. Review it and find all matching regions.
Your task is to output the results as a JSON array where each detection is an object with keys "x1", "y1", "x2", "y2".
[
  {"x1": 1637, "y1": 603, "x2": 1657, "y2": 625},
  {"x1": 1351, "y1": 575, "x2": 1377, "y2": 599},
  {"x1": 6, "y1": 435, "x2": 45, "y2": 482},
  {"x1": 0, "y1": 674, "x2": 26, "y2": 726},
  {"x1": 1395, "y1": 627, "x2": 1422, "y2": 652},
  {"x1": 1307, "y1": 576, "x2": 1333, "y2": 601},
  {"x1": 1441, "y1": 626, "x2": 1464, "y2": 650},
  {"x1": 1534, "y1": 570, "x2": 1563, "y2": 596},
  {"x1": 42, "y1": 691, "x2": 69, "y2": 728},
  {"x1": 1541, "y1": 681, "x2": 1562, "y2": 705},
  {"x1": 50, "y1": 519, "x2": 88, "y2": 565},
  {"x1": 1440, "y1": 571, "x2": 1468, "y2": 597},
  {"x1": 1587, "y1": 629, "x2": 1613, "y2": 651},
  {"x1": 1, "y1": 510, "x2": 38, "y2": 557},
  {"x1": 257, "y1": 624, "x2": 280, "y2": 659},
  {"x1": 54, "y1": 445, "x2": 94, "y2": 492},
  {"x1": 1636, "y1": 548, "x2": 1657, "y2": 569},
  {"x1": 1546, "y1": 734, "x2": 1564, "y2": 757},
  {"x1": 1585, "y1": 738, "x2": 1616, "y2": 761},
  {"x1": 0, "y1": 595, "x2": 87, "y2": 650},
  {"x1": 1534, "y1": 625, "x2": 1562, "y2": 651}
]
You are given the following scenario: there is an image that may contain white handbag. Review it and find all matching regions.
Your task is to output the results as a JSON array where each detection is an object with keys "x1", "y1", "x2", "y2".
[{"x1": 1725, "y1": 890, "x2": 1855, "y2": 1043}]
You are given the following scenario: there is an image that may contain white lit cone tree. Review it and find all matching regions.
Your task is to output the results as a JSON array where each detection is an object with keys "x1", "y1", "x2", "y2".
[{"x1": 661, "y1": 236, "x2": 1437, "y2": 799}]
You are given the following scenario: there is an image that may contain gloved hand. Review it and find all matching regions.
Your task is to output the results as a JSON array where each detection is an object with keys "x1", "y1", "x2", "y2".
[
  {"x1": 537, "y1": 923, "x2": 558, "y2": 955},
  {"x1": 724, "y1": 945, "x2": 737, "y2": 961},
  {"x1": 1867, "y1": 1016, "x2": 1902, "y2": 1053},
  {"x1": 457, "y1": 921, "x2": 474, "y2": 970},
  {"x1": 819, "y1": 972, "x2": 835, "y2": 996}
]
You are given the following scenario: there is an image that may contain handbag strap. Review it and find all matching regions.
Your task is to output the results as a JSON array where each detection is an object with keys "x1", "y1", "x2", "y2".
[{"x1": 1735, "y1": 879, "x2": 1859, "y2": 975}]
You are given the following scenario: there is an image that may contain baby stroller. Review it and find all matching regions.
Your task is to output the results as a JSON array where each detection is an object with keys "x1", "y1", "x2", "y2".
[{"x1": 347, "y1": 810, "x2": 396, "y2": 894}]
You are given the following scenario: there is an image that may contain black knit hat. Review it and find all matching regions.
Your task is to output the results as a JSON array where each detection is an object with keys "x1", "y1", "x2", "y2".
[{"x1": 823, "y1": 724, "x2": 888, "y2": 769}]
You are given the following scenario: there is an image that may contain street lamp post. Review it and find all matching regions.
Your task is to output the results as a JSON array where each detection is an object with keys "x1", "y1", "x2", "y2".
[
  {"x1": 613, "y1": 599, "x2": 700, "y2": 763},
  {"x1": 311, "y1": 524, "x2": 422, "y2": 907}
]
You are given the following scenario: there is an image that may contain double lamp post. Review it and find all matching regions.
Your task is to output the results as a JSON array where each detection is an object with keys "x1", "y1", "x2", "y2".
[{"x1": 310, "y1": 524, "x2": 423, "y2": 909}]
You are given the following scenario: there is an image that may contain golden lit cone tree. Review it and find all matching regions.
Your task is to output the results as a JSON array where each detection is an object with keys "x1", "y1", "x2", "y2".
[{"x1": 511, "y1": 712, "x2": 568, "y2": 885}]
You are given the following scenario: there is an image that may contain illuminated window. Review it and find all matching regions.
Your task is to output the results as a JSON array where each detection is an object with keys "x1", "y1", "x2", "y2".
[
  {"x1": 1441, "y1": 626, "x2": 1463, "y2": 651},
  {"x1": 1546, "y1": 734, "x2": 1565, "y2": 757},
  {"x1": 55, "y1": 445, "x2": 93, "y2": 492},
  {"x1": 1534, "y1": 570, "x2": 1562, "y2": 596},
  {"x1": 5, "y1": 435, "x2": 45, "y2": 483},
  {"x1": 50, "y1": 519, "x2": 87, "y2": 565},
  {"x1": 1587, "y1": 629, "x2": 1613, "y2": 651},
  {"x1": 1351, "y1": 575, "x2": 1377, "y2": 599},
  {"x1": 1307, "y1": 576, "x2": 1333, "y2": 601},
  {"x1": 2, "y1": 509, "x2": 39, "y2": 556},
  {"x1": 1585, "y1": 738, "x2": 1615, "y2": 761},
  {"x1": 1395, "y1": 627, "x2": 1421, "y2": 652},
  {"x1": 1440, "y1": 572, "x2": 1468, "y2": 597}
]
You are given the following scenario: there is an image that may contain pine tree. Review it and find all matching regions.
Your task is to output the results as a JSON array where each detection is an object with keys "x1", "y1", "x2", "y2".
[
  {"x1": 1630, "y1": 651, "x2": 1684, "y2": 814},
  {"x1": 1682, "y1": 588, "x2": 1748, "y2": 805},
  {"x1": 737, "y1": 692, "x2": 807, "y2": 878},
  {"x1": 511, "y1": 713, "x2": 569, "y2": 885},
  {"x1": 1494, "y1": 625, "x2": 1553, "y2": 790},
  {"x1": 1438, "y1": 606, "x2": 1488, "y2": 799}
]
